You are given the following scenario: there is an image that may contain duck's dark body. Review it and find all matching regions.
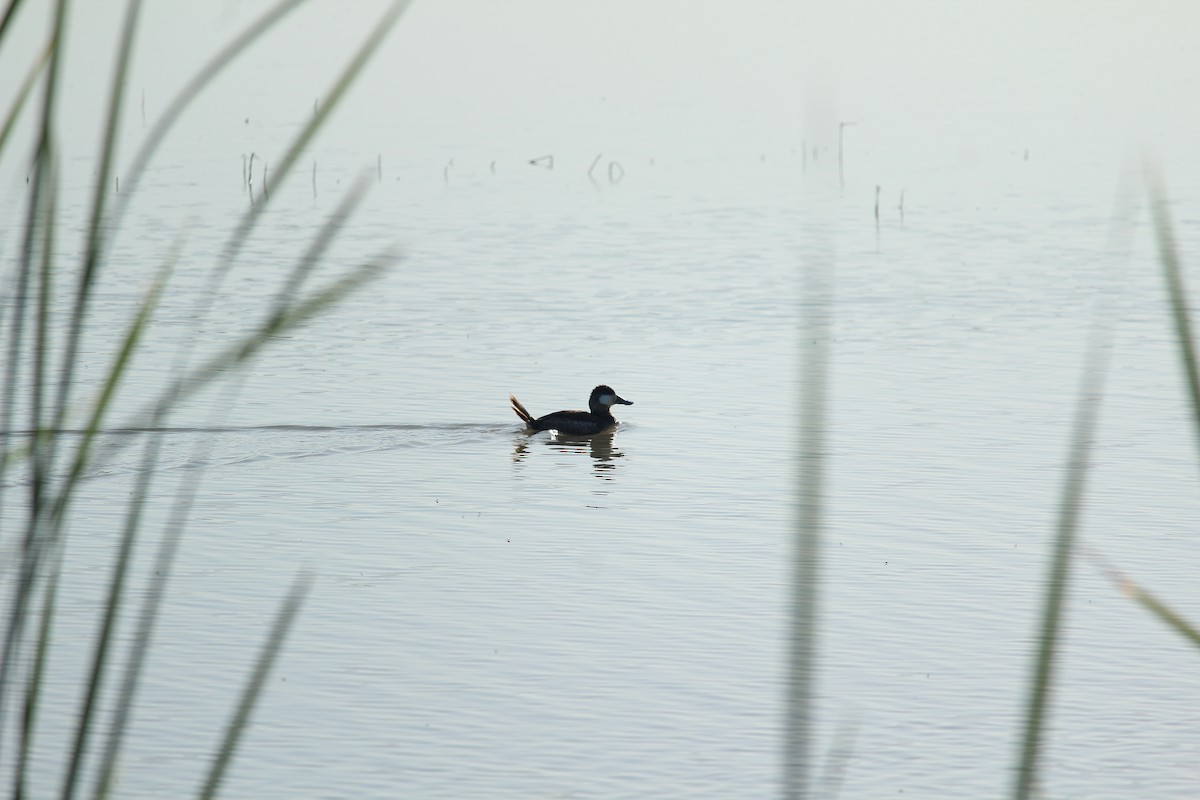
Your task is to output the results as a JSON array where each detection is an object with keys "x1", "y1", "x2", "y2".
[{"x1": 510, "y1": 385, "x2": 633, "y2": 435}]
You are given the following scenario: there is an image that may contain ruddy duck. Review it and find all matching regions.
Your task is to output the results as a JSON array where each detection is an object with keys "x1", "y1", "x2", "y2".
[{"x1": 509, "y1": 385, "x2": 634, "y2": 435}]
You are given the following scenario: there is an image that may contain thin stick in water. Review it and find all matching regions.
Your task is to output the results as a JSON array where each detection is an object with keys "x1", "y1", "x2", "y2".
[
  {"x1": 838, "y1": 121, "x2": 855, "y2": 188},
  {"x1": 1011, "y1": 326, "x2": 1109, "y2": 800},
  {"x1": 1145, "y1": 162, "x2": 1200, "y2": 460}
]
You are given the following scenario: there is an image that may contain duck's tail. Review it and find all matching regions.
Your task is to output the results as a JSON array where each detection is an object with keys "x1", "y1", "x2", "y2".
[{"x1": 509, "y1": 394, "x2": 536, "y2": 427}]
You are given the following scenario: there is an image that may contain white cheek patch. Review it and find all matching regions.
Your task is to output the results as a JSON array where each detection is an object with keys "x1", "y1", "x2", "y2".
[{"x1": 597, "y1": 394, "x2": 615, "y2": 406}]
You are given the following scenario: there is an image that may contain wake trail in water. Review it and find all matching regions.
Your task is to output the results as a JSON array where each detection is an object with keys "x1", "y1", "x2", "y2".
[
  {"x1": 0, "y1": 422, "x2": 520, "y2": 489},
  {"x1": 1, "y1": 422, "x2": 511, "y2": 437}
]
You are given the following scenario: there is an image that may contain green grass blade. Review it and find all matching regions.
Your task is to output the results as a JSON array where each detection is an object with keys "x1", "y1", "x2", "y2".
[
  {"x1": 1086, "y1": 552, "x2": 1200, "y2": 649},
  {"x1": 0, "y1": 238, "x2": 33, "y2": 497},
  {"x1": 0, "y1": 29, "x2": 63, "y2": 499},
  {"x1": 196, "y1": 572, "x2": 311, "y2": 800},
  {"x1": 1143, "y1": 162, "x2": 1200, "y2": 462},
  {"x1": 3, "y1": 263, "x2": 171, "y2": 768},
  {"x1": 46, "y1": 0, "x2": 143, "y2": 479},
  {"x1": 0, "y1": 0, "x2": 30, "y2": 47},
  {"x1": 59, "y1": 428, "x2": 162, "y2": 800},
  {"x1": 91, "y1": 444, "x2": 204, "y2": 800},
  {"x1": 14, "y1": 552, "x2": 62, "y2": 800},
  {"x1": 45, "y1": 256, "x2": 171, "y2": 534},
  {"x1": 0, "y1": 0, "x2": 69, "y2": 764},
  {"x1": 0, "y1": 38, "x2": 50, "y2": 156},
  {"x1": 86, "y1": 229, "x2": 197, "y2": 800},
  {"x1": 1122, "y1": 580, "x2": 1200, "y2": 648},
  {"x1": 267, "y1": 170, "x2": 372, "y2": 321},
  {"x1": 29, "y1": 149, "x2": 58, "y2": 527},
  {"x1": 1011, "y1": 332, "x2": 1108, "y2": 800},
  {"x1": 57, "y1": 241, "x2": 176, "y2": 800},
  {"x1": 9, "y1": 254, "x2": 171, "y2": 796},
  {"x1": 14, "y1": 171, "x2": 60, "y2": 793},
  {"x1": 785, "y1": 256, "x2": 832, "y2": 800}
]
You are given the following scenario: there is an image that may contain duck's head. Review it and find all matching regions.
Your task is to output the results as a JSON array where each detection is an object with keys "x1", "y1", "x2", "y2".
[{"x1": 590, "y1": 385, "x2": 633, "y2": 412}]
